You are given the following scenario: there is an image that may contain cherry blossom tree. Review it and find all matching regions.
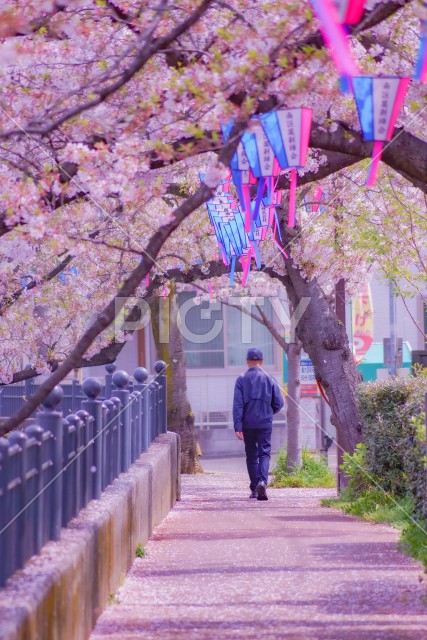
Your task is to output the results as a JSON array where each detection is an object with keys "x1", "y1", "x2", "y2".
[{"x1": 0, "y1": 0, "x2": 426, "y2": 461}]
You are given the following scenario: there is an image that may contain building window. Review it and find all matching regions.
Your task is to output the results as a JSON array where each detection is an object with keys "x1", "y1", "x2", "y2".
[
  {"x1": 179, "y1": 292, "x2": 225, "y2": 368},
  {"x1": 178, "y1": 293, "x2": 275, "y2": 369},
  {"x1": 226, "y1": 301, "x2": 274, "y2": 365}
]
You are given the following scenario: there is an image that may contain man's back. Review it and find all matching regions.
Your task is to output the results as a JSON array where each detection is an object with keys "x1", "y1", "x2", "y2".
[{"x1": 233, "y1": 367, "x2": 283, "y2": 430}]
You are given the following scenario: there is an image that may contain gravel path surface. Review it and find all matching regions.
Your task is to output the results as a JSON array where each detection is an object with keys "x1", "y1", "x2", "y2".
[{"x1": 91, "y1": 473, "x2": 427, "y2": 640}]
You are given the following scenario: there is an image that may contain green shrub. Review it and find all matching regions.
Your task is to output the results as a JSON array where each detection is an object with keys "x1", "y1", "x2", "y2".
[
  {"x1": 356, "y1": 375, "x2": 426, "y2": 517},
  {"x1": 400, "y1": 519, "x2": 427, "y2": 568},
  {"x1": 271, "y1": 448, "x2": 336, "y2": 488},
  {"x1": 341, "y1": 443, "x2": 376, "y2": 495},
  {"x1": 322, "y1": 371, "x2": 427, "y2": 567}
]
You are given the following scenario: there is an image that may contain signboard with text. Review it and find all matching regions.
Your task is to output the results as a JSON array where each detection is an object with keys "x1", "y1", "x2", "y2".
[{"x1": 300, "y1": 351, "x2": 318, "y2": 396}]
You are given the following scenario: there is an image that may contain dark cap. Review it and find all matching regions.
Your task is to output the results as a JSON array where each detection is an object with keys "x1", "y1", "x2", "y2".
[{"x1": 246, "y1": 348, "x2": 263, "y2": 361}]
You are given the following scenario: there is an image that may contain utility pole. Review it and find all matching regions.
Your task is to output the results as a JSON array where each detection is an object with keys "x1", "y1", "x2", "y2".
[
  {"x1": 389, "y1": 281, "x2": 397, "y2": 377},
  {"x1": 335, "y1": 278, "x2": 346, "y2": 491}
]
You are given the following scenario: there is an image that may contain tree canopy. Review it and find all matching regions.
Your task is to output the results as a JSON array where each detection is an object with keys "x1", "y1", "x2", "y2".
[{"x1": 0, "y1": 0, "x2": 426, "y2": 432}]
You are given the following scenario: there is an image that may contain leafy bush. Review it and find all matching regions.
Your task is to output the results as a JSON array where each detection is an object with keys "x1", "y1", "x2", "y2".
[
  {"x1": 271, "y1": 448, "x2": 336, "y2": 488},
  {"x1": 340, "y1": 443, "x2": 375, "y2": 495},
  {"x1": 400, "y1": 519, "x2": 427, "y2": 568},
  {"x1": 323, "y1": 371, "x2": 427, "y2": 567},
  {"x1": 356, "y1": 375, "x2": 426, "y2": 518}
]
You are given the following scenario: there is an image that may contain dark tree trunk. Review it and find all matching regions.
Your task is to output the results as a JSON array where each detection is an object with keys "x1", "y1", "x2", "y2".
[
  {"x1": 150, "y1": 291, "x2": 201, "y2": 474},
  {"x1": 335, "y1": 277, "x2": 349, "y2": 489},
  {"x1": 276, "y1": 257, "x2": 363, "y2": 456},
  {"x1": 286, "y1": 341, "x2": 303, "y2": 470}
]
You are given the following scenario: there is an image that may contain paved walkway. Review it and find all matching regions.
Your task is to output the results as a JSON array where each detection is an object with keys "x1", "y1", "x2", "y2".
[{"x1": 91, "y1": 473, "x2": 427, "y2": 640}]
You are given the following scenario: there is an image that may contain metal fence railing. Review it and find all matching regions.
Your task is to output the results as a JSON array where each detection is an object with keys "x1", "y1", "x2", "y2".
[{"x1": 0, "y1": 361, "x2": 167, "y2": 588}]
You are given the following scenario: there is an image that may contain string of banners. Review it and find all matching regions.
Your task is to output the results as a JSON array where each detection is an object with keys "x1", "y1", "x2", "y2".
[{"x1": 202, "y1": 1, "x2": 424, "y2": 287}]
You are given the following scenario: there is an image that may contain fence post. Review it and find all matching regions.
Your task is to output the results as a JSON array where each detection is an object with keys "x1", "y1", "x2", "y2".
[
  {"x1": 7, "y1": 431, "x2": 30, "y2": 570},
  {"x1": 128, "y1": 392, "x2": 136, "y2": 463},
  {"x1": 154, "y1": 360, "x2": 168, "y2": 434},
  {"x1": 109, "y1": 396, "x2": 121, "y2": 479},
  {"x1": 134, "y1": 368, "x2": 149, "y2": 456},
  {"x1": 0, "y1": 435, "x2": 27, "y2": 585},
  {"x1": 62, "y1": 415, "x2": 78, "y2": 526},
  {"x1": 82, "y1": 378, "x2": 103, "y2": 501},
  {"x1": 37, "y1": 386, "x2": 64, "y2": 541},
  {"x1": 103, "y1": 399, "x2": 114, "y2": 487},
  {"x1": 105, "y1": 363, "x2": 117, "y2": 400},
  {"x1": 24, "y1": 424, "x2": 45, "y2": 556},
  {"x1": 150, "y1": 380, "x2": 159, "y2": 439},
  {"x1": 0, "y1": 438, "x2": 11, "y2": 587},
  {"x1": 75, "y1": 409, "x2": 92, "y2": 507},
  {"x1": 112, "y1": 370, "x2": 131, "y2": 472},
  {"x1": 64, "y1": 415, "x2": 82, "y2": 518}
]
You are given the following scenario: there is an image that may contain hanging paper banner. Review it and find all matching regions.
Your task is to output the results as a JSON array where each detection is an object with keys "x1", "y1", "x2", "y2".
[
  {"x1": 240, "y1": 121, "x2": 281, "y2": 232},
  {"x1": 333, "y1": 0, "x2": 366, "y2": 25},
  {"x1": 351, "y1": 76, "x2": 410, "y2": 185},
  {"x1": 413, "y1": 3, "x2": 427, "y2": 83},
  {"x1": 221, "y1": 123, "x2": 257, "y2": 232},
  {"x1": 242, "y1": 122, "x2": 280, "y2": 179},
  {"x1": 260, "y1": 108, "x2": 312, "y2": 227},
  {"x1": 310, "y1": 0, "x2": 360, "y2": 90},
  {"x1": 352, "y1": 283, "x2": 374, "y2": 358},
  {"x1": 203, "y1": 165, "x2": 286, "y2": 287}
]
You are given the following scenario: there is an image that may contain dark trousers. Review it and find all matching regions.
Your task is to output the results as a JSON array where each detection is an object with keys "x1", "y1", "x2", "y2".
[{"x1": 243, "y1": 427, "x2": 272, "y2": 491}]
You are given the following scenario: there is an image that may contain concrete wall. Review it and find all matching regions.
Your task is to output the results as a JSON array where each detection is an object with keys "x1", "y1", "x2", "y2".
[{"x1": 0, "y1": 432, "x2": 180, "y2": 640}]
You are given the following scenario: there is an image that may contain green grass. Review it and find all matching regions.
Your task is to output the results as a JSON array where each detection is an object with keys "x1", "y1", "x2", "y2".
[
  {"x1": 322, "y1": 489, "x2": 412, "y2": 526},
  {"x1": 271, "y1": 448, "x2": 336, "y2": 488},
  {"x1": 135, "y1": 543, "x2": 147, "y2": 558},
  {"x1": 322, "y1": 489, "x2": 427, "y2": 568},
  {"x1": 401, "y1": 521, "x2": 427, "y2": 568}
]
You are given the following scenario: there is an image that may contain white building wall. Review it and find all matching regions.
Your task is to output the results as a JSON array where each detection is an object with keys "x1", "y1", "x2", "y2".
[{"x1": 368, "y1": 278, "x2": 422, "y2": 349}]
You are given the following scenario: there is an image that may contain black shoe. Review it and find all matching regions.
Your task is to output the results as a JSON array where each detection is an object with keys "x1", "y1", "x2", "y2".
[
  {"x1": 256, "y1": 481, "x2": 268, "y2": 501},
  {"x1": 249, "y1": 490, "x2": 257, "y2": 499}
]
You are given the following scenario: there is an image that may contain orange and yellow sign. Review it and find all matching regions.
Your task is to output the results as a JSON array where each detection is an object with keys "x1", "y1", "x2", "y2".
[{"x1": 352, "y1": 283, "x2": 374, "y2": 358}]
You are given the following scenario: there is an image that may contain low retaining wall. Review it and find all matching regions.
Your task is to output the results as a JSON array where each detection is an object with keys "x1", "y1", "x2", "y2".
[{"x1": 0, "y1": 432, "x2": 180, "y2": 640}]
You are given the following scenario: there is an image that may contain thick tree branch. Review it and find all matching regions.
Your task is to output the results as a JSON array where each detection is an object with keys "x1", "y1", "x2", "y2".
[
  {"x1": 310, "y1": 124, "x2": 427, "y2": 193},
  {"x1": 0, "y1": 254, "x2": 74, "y2": 316},
  {"x1": 295, "y1": 0, "x2": 415, "y2": 50},
  {"x1": 0, "y1": 121, "x2": 245, "y2": 434},
  {"x1": 0, "y1": 0, "x2": 214, "y2": 139}
]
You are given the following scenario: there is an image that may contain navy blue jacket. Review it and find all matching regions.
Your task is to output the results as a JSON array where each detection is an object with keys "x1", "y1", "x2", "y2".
[{"x1": 233, "y1": 367, "x2": 284, "y2": 431}]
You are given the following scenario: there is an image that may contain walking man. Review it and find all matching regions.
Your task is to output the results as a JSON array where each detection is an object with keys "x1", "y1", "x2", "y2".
[{"x1": 233, "y1": 348, "x2": 284, "y2": 500}]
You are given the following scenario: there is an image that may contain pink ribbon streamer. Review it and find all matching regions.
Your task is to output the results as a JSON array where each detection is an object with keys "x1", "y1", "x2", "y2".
[
  {"x1": 366, "y1": 140, "x2": 383, "y2": 186},
  {"x1": 288, "y1": 168, "x2": 297, "y2": 227},
  {"x1": 242, "y1": 184, "x2": 252, "y2": 232},
  {"x1": 310, "y1": 0, "x2": 360, "y2": 80},
  {"x1": 240, "y1": 247, "x2": 253, "y2": 287}
]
